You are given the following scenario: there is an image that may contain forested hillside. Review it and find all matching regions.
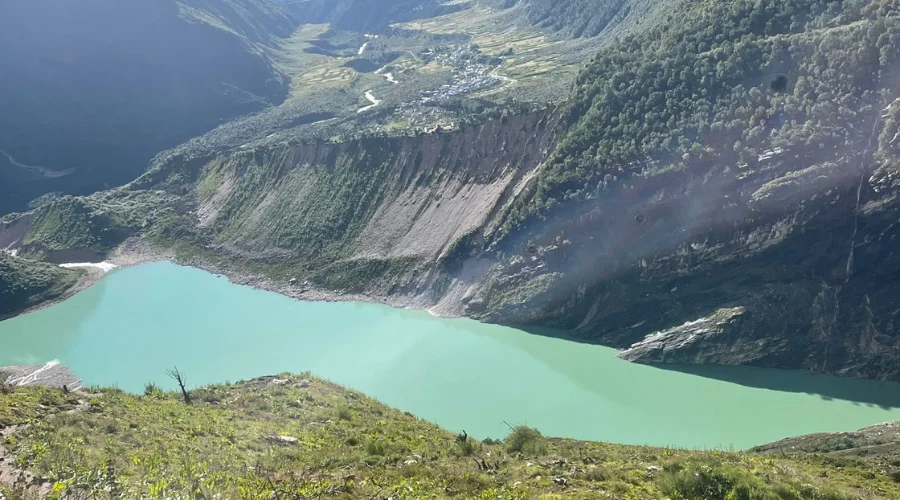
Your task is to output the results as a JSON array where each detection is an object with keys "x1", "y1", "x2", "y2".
[
  {"x1": 0, "y1": 253, "x2": 79, "y2": 317},
  {"x1": 504, "y1": 0, "x2": 897, "y2": 228},
  {"x1": 0, "y1": 0, "x2": 295, "y2": 215},
  {"x1": 473, "y1": 0, "x2": 900, "y2": 379}
]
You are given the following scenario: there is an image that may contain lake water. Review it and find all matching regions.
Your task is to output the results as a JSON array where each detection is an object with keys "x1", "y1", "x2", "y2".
[{"x1": 3, "y1": 261, "x2": 900, "y2": 449}]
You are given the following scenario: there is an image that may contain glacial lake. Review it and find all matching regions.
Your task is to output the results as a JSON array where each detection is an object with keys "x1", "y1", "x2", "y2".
[{"x1": 3, "y1": 261, "x2": 900, "y2": 449}]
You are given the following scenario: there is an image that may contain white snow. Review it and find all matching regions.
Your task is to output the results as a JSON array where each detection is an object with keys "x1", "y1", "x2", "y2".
[{"x1": 59, "y1": 261, "x2": 118, "y2": 272}]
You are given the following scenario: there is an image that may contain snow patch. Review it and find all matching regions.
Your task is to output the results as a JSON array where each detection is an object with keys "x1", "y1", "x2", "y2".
[{"x1": 59, "y1": 261, "x2": 118, "y2": 272}]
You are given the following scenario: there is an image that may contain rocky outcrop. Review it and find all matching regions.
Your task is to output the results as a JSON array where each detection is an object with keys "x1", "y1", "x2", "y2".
[
  {"x1": 618, "y1": 307, "x2": 747, "y2": 364},
  {"x1": 754, "y1": 421, "x2": 900, "y2": 466}
]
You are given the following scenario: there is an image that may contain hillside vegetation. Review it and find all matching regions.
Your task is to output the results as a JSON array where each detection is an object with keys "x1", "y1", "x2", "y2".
[
  {"x1": 0, "y1": 0, "x2": 295, "y2": 215},
  {"x1": 2, "y1": 374, "x2": 898, "y2": 499},
  {"x1": 0, "y1": 254, "x2": 80, "y2": 317},
  {"x1": 503, "y1": 0, "x2": 898, "y2": 229}
]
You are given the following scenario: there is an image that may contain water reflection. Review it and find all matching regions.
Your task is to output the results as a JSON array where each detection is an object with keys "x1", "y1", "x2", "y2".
[{"x1": 654, "y1": 363, "x2": 900, "y2": 410}]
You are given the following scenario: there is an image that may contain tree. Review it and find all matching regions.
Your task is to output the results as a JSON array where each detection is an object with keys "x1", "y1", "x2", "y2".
[{"x1": 167, "y1": 366, "x2": 191, "y2": 403}]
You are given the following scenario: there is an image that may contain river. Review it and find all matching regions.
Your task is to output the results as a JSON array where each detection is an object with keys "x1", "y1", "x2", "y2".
[{"x1": 3, "y1": 261, "x2": 900, "y2": 449}]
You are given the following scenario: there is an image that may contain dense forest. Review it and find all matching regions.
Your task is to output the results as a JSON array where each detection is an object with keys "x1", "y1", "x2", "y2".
[{"x1": 501, "y1": 0, "x2": 900, "y2": 231}]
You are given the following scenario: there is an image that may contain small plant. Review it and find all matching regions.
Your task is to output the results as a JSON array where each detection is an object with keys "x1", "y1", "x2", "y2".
[
  {"x1": 144, "y1": 382, "x2": 161, "y2": 396},
  {"x1": 337, "y1": 406, "x2": 352, "y2": 421},
  {"x1": 505, "y1": 425, "x2": 547, "y2": 456}
]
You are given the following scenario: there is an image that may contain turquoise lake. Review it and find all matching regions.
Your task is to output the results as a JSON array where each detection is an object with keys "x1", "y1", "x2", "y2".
[{"x1": 3, "y1": 261, "x2": 900, "y2": 449}]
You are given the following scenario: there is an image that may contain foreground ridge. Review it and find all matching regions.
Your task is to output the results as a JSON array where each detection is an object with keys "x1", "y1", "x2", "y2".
[{"x1": 1, "y1": 369, "x2": 899, "y2": 499}]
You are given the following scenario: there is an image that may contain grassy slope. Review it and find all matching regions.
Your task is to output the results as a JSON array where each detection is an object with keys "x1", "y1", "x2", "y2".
[
  {"x1": 0, "y1": 253, "x2": 80, "y2": 317},
  {"x1": 1, "y1": 374, "x2": 898, "y2": 499}
]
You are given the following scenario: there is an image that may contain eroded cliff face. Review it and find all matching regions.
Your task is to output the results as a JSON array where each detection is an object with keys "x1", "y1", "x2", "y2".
[{"x1": 456, "y1": 103, "x2": 900, "y2": 381}]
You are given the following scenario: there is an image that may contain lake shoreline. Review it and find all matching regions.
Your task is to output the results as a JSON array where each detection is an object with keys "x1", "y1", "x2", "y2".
[
  {"x1": 6, "y1": 260, "x2": 900, "y2": 450},
  {"x1": 113, "y1": 237, "x2": 442, "y2": 316},
  {"x1": 0, "y1": 266, "x2": 105, "y2": 323}
]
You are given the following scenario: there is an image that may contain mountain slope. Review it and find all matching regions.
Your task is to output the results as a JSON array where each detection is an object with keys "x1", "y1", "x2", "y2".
[
  {"x1": 0, "y1": 0, "x2": 295, "y2": 216},
  {"x1": 2, "y1": 373, "x2": 897, "y2": 498},
  {"x1": 0, "y1": 253, "x2": 80, "y2": 318},
  {"x1": 463, "y1": 0, "x2": 900, "y2": 379}
]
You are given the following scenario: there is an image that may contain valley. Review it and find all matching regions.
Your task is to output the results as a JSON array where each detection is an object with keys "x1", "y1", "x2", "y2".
[
  {"x1": 4, "y1": 0, "x2": 900, "y2": 382},
  {"x1": 5, "y1": 0, "x2": 900, "y2": 497}
]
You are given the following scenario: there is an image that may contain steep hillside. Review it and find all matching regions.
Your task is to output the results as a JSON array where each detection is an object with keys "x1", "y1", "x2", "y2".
[
  {"x1": 2, "y1": 372, "x2": 898, "y2": 498},
  {"x1": 0, "y1": 253, "x2": 80, "y2": 318},
  {"x1": 454, "y1": 0, "x2": 900, "y2": 380},
  {"x1": 0, "y1": 0, "x2": 295, "y2": 215},
  {"x1": 5, "y1": 0, "x2": 900, "y2": 383}
]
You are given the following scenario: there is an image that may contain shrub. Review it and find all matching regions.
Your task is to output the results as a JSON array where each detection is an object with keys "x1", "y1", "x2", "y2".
[
  {"x1": 144, "y1": 382, "x2": 161, "y2": 396},
  {"x1": 366, "y1": 441, "x2": 386, "y2": 456},
  {"x1": 505, "y1": 426, "x2": 547, "y2": 456},
  {"x1": 455, "y1": 438, "x2": 478, "y2": 457},
  {"x1": 337, "y1": 406, "x2": 352, "y2": 421}
]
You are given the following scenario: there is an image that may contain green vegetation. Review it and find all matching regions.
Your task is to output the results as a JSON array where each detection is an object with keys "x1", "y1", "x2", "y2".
[
  {"x1": 501, "y1": 0, "x2": 900, "y2": 232},
  {"x1": 19, "y1": 190, "x2": 183, "y2": 256},
  {"x1": 1, "y1": 374, "x2": 897, "y2": 499},
  {"x1": 23, "y1": 199, "x2": 130, "y2": 255},
  {"x1": 0, "y1": 253, "x2": 80, "y2": 317}
]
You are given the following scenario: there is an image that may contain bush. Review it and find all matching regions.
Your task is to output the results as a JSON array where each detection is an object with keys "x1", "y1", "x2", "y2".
[
  {"x1": 455, "y1": 438, "x2": 478, "y2": 457},
  {"x1": 144, "y1": 382, "x2": 161, "y2": 396},
  {"x1": 505, "y1": 426, "x2": 547, "y2": 456},
  {"x1": 657, "y1": 465, "x2": 735, "y2": 500},
  {"x1": 366, "y1": 441, "x2": 386, "y2": 456},
  {"x1": 337, "y1": 406, "x2": 352, "y2": 421}
]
